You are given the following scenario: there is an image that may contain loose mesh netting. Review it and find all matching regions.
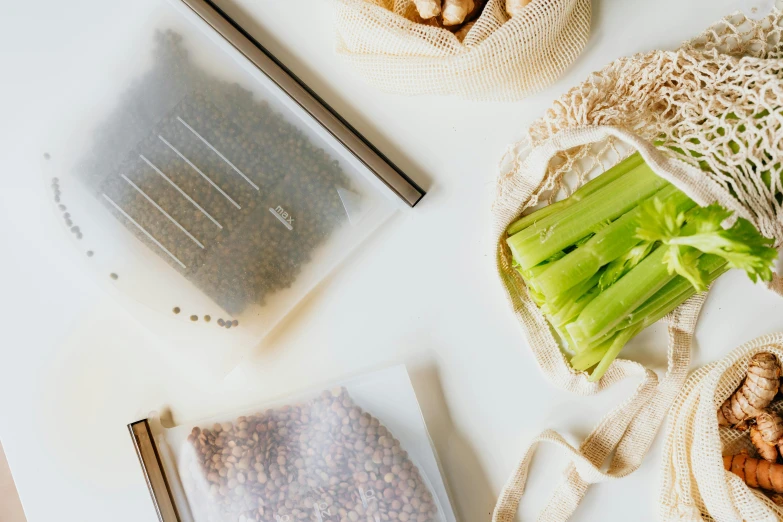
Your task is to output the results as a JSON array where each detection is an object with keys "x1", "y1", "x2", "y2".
[
  {"x1": 490, "y1": 10, "x2": 783, "y2": 522},
  {"x1": 333, "y1": 0, "x2": 590, "y2": 100},
  {"x1": 509, "y1": 9, "x2": 783, "y2": 246}
]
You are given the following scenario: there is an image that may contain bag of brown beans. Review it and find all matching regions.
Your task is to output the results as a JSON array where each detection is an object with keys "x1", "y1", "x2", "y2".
[{"x1": 147, "y1": 367, "x2": 456, "y2": 522}]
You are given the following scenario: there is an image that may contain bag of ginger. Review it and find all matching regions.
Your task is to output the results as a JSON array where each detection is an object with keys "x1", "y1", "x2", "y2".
[
  {"x1": 661, "y1": 334, "x2": 783, "y2": 521},
  {"x1": 333, "y1": 0, "x2": 590, "y2": 100},
  {"x1": 489, "y1": 9, "x2": 783, "y2": 522}
]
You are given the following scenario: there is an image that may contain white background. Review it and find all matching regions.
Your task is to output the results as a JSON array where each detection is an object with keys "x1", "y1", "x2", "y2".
[{"x1": 1, "y1": 1, "x2": 783, "y2": 521}]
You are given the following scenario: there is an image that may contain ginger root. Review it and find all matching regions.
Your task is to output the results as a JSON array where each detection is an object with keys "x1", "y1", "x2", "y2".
[
  {"x1": 411, "y1": 0, "x2": 486, "y2": 28},
  {"x1": 506, "y1": 0, "x2": 533, "y2": 17},
  {"x1": 718, "y1": 352, "x2": 781, "y2": 428},
  {"x1": 724, "y1": 453, "x2": 783, "y2": 493},
  {"x1": 442, "y1": 0, "x2": 476, "y2": 26},
  {"x1": 412, "y1": 0, "x2": 441, "y2": 19}
]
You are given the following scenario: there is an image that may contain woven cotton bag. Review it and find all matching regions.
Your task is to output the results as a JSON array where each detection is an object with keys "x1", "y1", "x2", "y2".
[
  {"x1": 490, "y1": 10, "x2": 783, "y2": 521},
  {"x1": 661, "y1": 333, "x2": 783, "y2": 522},
  {"x1": 333, "y1": 0, "x2": 590, "y2": 100}
]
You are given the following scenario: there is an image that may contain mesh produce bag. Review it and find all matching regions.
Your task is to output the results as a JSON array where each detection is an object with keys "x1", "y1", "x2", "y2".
[
  {"x1": 661, "y1": 333, "x2": 783, "y2": 521},
  {"x1": 490, "y1": 10, "x2": 783, "y2": 521},
  {"x1": 333, "y1": 0, "x2": 590, "y2": 100}
]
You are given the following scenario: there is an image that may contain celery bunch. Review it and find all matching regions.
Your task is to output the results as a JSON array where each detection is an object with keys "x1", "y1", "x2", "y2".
[{"x1": 507, "y1": 154, "x2": 778, "y2": 381}]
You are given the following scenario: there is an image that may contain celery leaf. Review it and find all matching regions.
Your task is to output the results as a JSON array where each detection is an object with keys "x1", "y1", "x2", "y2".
[{"x1": 636, "y1": 198, "x2": 777, "y2": 288}]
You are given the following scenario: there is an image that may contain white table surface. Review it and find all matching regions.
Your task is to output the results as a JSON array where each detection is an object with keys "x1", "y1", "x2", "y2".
[{"x1": 2, "y1": 1, "x2": 783, "y2": 521}]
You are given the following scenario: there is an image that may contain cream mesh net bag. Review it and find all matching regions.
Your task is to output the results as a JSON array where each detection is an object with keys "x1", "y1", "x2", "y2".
[
  {"x1": 333, "y1": 0, "x2": 590, "y2": 100},
  {"x1": 661, "y1": 333, "x2": 783, "y2": 521},
  {"x1": 490, "y1": 10, "x2": 783, "y2": 522}
]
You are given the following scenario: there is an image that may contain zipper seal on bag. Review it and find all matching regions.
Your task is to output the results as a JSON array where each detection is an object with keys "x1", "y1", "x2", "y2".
[
  {"x1": 178, "y1": 0, "x2": 425, "y2": 207},
  {"x1": 129, "y1": 420, "x2": 182, "y2": 522}
]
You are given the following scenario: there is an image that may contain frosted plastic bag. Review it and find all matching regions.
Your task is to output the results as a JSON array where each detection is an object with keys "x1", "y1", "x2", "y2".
[
  {"x1": 41, "y1": 0, "x2": 413, "y2": 377},
  {"x1": 132, "y1": 366, "x2": 457, "y2": 522}
]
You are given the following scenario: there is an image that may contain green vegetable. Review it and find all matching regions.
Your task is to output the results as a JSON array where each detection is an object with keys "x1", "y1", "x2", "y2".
[
  {"x1": 598, "y1": 241, "x2": 656, "y2": 291},
  {"x1": 507, "y1": 155, "x2": 777, "y2": 380},
  {"x1": 572, "y1": 255, "x2": 728, "y2": 379},
  {"x1": 507, "y1": 153, "x2": 644, "y2": 236},
  {"x1": 532, "y1": 185, "x2": 695, "y2": 299},
  {"x1": 507, "y1": 161, "x2": 670, "y2": 271},
  {"x1": 566, "y1": 246, "x2": 676, "y2": 346},
  {"x1": 637, "y1": 200, "x2": 778, "y2": 289}
]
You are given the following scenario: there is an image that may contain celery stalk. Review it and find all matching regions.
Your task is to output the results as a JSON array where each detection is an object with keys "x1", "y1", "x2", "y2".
[
  {"x1": 566, "y1": 207, "x2": 719, "y2": 348},
  {"x1": 576, "y1": 255, "x2": 727, "y2": 354},
  {"x1": 572, "y1": 260, "x2": 728, "y2": 380},
  {"x1": 507, "y1": 160, "x2": 663, "y2": 248},
  {"x1": 541, "y1": 271, "x2": 601, "y2": 318},
  {"x1": 515, "y1": 266, "x2": 546, "y2": 307},
  {"x1": 566, "y1": 247, "x2": 689, "y2": 347},
  {"x1": 588, "y1": 325, "x2": 644, "y2": 382},
  {"x1": 506, "y1": 153, "x2": 644, "y2": 235},
  {"x1": 533, "y1": 186, "x2": 695, "y2": 300},
  {"x1": 570, "y1": 336, "x2": 614, "y2": 371},
  {"x1": 507, "y1": 163, "x2": 670, "y2": 270},
  {"x1": 549, "y1": 285, "x2": 601, "y2": 330},
  {"x1": 618, "y1": 255, "x2": 728, "y2": 331}
]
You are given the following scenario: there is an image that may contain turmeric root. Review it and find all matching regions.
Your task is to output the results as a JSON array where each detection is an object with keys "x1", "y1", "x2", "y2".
[
  {"x1": 752, "y1": 425, "x2": 780, "y2": 462},
  {"x1": 506, "y1": 0, "x2": 532, "y2": 17},
  {"x1": 412, "y1": 0, "x2": 441, "y2": 19},
  {"x1": 724, "y1": 454, "x2": 783, "y2": 493},
  {"x1": 758, "y1": 410, "x2": 783, "y2": 442},
  {"x1": 718, "y1": 352, "x2": 781, "y2": 427}
]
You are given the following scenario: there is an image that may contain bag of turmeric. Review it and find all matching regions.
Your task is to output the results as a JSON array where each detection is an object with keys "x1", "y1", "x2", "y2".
[
  {"x1": 333, "y1": 0, "x2": 590, "y2": 100},
  {"x1": 662, "y1": 334, "x2": 783, "y2": 521}
]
